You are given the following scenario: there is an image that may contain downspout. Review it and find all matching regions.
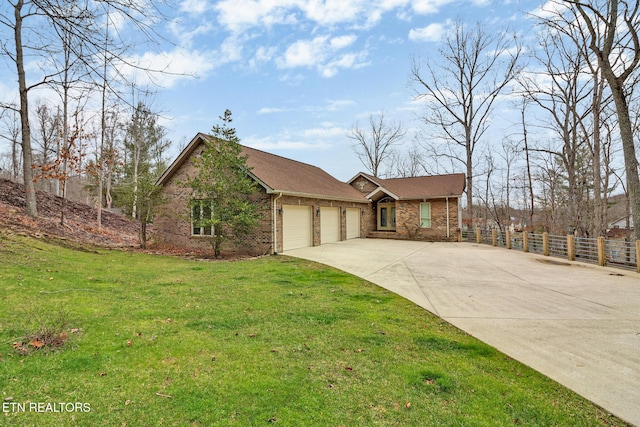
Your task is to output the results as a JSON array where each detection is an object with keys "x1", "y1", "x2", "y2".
[
  {"x1": 458, "y1": 196, "x2": 463, "y2": 230},
  {"x1": 273, "y1": 193, "x2": 283, "y2": 254},
  {"x1": 446, "y1": 196, "x2": 450, "y2": 239}
]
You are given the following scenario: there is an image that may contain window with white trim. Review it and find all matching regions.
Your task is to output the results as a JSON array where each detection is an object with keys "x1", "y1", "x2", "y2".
[
  {"x1": 420, "y1": 202, "x2": 431, "y2": 228},
  {"x1": 191, "y1": 200, "x2": 214, "y2": 236}
]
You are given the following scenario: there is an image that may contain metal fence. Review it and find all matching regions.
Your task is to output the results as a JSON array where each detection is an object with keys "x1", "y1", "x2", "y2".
[{"x1": 461, "y1": 228, "x2": 639, "y2": 273}]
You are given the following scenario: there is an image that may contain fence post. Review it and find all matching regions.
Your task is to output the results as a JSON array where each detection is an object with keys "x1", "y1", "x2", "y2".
[
  {"x1": 636, "y1": 240, "x2": 640, "y2": 274},
  {"x1": 492, "y1": 229, "x2": 497, "y2": 246},
  {"x1": 506, "y1": 229, "x2": 512, "y2": 249},
  {"x1": 567, "y1": 235, "x2": 575, "y2": 261},
  {"x1": 543, "y1": 232, "x2": 549, "y2": 256},
  {"x1": 523, "y1": 231, "x2": 529, "y2": 253},
  {"x1": 476, "y1": 227, "x2": 481, "y2": 244},
  {"x1": 597, "y1": 236, "x2": 606, "y2": 266}
]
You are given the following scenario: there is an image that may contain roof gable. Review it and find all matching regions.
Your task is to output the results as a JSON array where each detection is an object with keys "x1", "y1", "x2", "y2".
[
  {"x1": 157, "y1": 133, "x2": 464, "y2": 203},
  {"x1": 241, "y1": 145, "x2": 366, "y2": 201},
  {"x1": 157, "y1": 133, "x2": 367, "y2": 203},
  {"x1": 373, "y1": 174, "x2": 466, "y2": 200},
  {"x1": 349, "y1": 172, "x2": 466, "y2": 201}
]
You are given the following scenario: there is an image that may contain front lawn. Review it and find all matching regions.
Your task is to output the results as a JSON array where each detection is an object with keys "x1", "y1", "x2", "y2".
[{"x1": 0, "y1": 233, "x2": 626, "y2": 426}]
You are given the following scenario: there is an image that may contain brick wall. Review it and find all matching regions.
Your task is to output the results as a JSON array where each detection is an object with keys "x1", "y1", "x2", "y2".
[
  {"x1": 154, "y1": 146, "x2": 374, "y2": 255},
  {"x1": 154, "y1": 147, "x2": 273, "y2": 256},
  {"x1": 395, "y1": 199, "x2": 460, "y2": 241},
  {"x1": 272, "y1": 195, "x2": 372, "y2": 253}
]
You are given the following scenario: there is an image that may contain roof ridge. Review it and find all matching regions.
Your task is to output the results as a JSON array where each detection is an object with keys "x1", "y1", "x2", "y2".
[
  {"x1": 240, "y1": 144, "x2": 329, "y2": 173},
  {"x1": 380, "y1": 172, "x2": 465, "y2": 182}
]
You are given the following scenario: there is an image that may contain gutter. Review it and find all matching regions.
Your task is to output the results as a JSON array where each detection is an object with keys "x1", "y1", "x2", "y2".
[
  {"x1": 266, "y1": 189, "x2": 367, "y2": 204},
  {"x1": 273, "y1": 192, "x2": 283, "y2": 254}
]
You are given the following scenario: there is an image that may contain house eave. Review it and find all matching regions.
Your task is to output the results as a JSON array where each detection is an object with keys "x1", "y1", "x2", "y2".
[
  {"x1": 366, "y1": 187, "x2": 399, "y2": 201},
  {"x1": 156, "y1": 132, "x2": 209, "y2": 186},
  {"x1": 267, "y1": 189, "x2": 369, "y2": 204},
  {"x1": 396, "y1": 194, "x2": 463, "y2": 201}
]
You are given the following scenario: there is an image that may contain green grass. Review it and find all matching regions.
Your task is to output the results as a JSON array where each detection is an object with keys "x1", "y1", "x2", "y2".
[{"x1": 0, "y1": 232, "x2": 627, "y2": 426}]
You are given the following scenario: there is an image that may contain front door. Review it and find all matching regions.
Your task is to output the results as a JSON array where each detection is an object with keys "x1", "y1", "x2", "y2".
[{"x1": 377, "y1": 203, "x2": 396, "y2": 231}]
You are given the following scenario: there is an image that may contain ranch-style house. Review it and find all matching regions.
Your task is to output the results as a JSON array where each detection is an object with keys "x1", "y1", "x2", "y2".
[{"x1": 154, "y1": 133, "x2": 465, "y2": 255}]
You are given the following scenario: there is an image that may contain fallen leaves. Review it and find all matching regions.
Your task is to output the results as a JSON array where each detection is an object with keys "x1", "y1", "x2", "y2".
[{"x1": 28, "y1": 339, "x2": 45, "y2": 349}]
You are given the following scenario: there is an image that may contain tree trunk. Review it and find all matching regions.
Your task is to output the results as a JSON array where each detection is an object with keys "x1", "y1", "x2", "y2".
[
  {"x1": 14, "y1": 0, "x2": 37, "y2": 217},
  {"x1": 611, "y1": 88, "x2": 640, "y2": 240}
]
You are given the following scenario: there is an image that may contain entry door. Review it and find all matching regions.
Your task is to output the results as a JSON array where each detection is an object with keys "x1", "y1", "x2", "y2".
[{"x1": 377, "y1": 203, "x2": 396, "y2": 231}]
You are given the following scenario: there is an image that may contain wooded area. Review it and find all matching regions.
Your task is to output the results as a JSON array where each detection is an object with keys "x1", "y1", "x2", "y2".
[{"x1": 2, "y1": 0, "x2": 640, "y2": 242}]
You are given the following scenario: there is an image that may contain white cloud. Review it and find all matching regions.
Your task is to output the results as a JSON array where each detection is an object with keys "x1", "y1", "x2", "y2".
[
  {"x1": 321, "y1": 51, "x2": 369, "y2": 77},
  {"x1": 411, "y1": 0, "x2": 455, "y2": 14},
  {"x1": 325, "y1": 99, "x2": 357, "y2": 110},
  {"x1": 257, "y1": 107, "x2": 289, "y2": 114},
  {"x1": 529, "y1": 0, "x2": 569, "y2": 20},
  {"x1": 303, "y1": 0, "x2": 366, "y2": 25},
  {"x1": 258, "y1": 99, "x2": 355, "y2": 115},
  {"x1": 408, "y1": 21, "x2": 449, "y2": 42},
  {"x1": 277, "y1": 34, "x2": 367, "y2": 77},
  {"x1": 299, "y1": 124, "x2": 348, "y2": 139},
  {"x1": 121, "y1": 48, "x2": 217, "y2": 88},
  {"x1": 330, "y1": 35, "x2": 357, "y2": 49},
  {"x1": 214, "y1": 0, "x2": 447, "y2": 32},
  {"x1": 179, "y1": 0, "x2": 210, "y2": 15},
  {"x1": 214, "y1": 0, "x2": 301, "y2": 31},
  {"x1": 279, "y1": 36, "x2": 330, "y2": 68},
  {"x1": 249, "y1": 46, "x2": 279, "y2": 69},
  {"x1": 168, "y1": 18, "x2": 214, "y2": 48},
  {"x1": 244, "y1": 136, "x2": 331, "y2": 151}
]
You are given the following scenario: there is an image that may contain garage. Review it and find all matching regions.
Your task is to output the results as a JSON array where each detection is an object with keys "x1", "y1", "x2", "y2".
[
  {"x1": 320, "y1": 207, "x2": 340, "y2": 244},
  {"x1": 346, "y1": 208, "x2": 360, "y2": 239},
  {"x1": 282, "y1": 205, "x2": 313, "y2": 251}
]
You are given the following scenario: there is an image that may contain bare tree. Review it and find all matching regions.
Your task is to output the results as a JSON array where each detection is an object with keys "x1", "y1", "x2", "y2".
[
  {"x1": 0, "y1": 110, "x2": 22, "y2": 181},
  {"x1": 387, "y1": 140, "x2": 428, "y2": 178},
  {"x1": 0, "y1": 0, "x2": 169, "y2": 218},
  {"x1": 562, "y1": 0, "x2": 640, "y2": 240},
  {"x1": 347, "y1": 112, "x2": 406, "y2": 177},
  {"x1": 33, "y1": 101, "x2": 61, "y2": 193},
  {"x1": 411, "y1": 20, "x2": 522, "y2": 224},
  {"x1": 520, "y1": 98, "x2": 535, "y2": 229},
  {"x1": 518, "y1": 29, "x2": 592, "y2": 235},
  {"x1": 534, "y1": 0, "x2": 616, "y2": 237}
]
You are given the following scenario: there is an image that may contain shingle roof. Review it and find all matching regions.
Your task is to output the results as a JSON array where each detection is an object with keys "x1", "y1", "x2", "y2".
[
  {"x1": 157, "y1": 133, "x2": 465, "y2": 202},
  {"x1": 156, "y1": 133, "x2": 368, "y2": 202},
  {"x1": 350, "y1": 172, "x2": 465, "y2": 200},
  {"x1": 241, "y1": 145, "x2": 368, "y2": 202}
]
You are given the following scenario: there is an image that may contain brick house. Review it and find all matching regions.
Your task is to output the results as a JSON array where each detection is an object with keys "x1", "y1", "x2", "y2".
[{"x1": 154, "y1": 133, "x2": 465, "y2": 255}]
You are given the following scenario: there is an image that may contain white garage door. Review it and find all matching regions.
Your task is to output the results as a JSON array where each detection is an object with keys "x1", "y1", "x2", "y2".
[
  {"x1": 320, "y1": 207, "x2": 340, "y2": 244},
  {"x1": 283, "y1": 205, "x2": 313, "y2": 251},
  {"x1": 346, "y1": 208, "x2": 360, "y2": 239}
]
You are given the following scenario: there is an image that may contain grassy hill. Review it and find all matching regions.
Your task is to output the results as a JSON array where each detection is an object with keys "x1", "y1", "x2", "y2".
[{"x1": 0, "y1": 233, "x2": 627, "y2": 426}]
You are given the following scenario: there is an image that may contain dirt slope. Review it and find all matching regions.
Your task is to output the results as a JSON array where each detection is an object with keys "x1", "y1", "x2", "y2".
[{"x1": 0, "y1": 178, "x2": 140, "y2": 248}]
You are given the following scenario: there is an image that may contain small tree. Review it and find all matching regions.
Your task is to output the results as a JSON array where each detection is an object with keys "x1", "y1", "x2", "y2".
[
  {"x1": 184, "y1": 110, "x2": 261, "y2": 258},
  {"x1": 116, "y1": 102, "x2": 168, "y2": 248}
]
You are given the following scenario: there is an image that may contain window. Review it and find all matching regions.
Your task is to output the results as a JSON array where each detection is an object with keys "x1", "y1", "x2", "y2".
[
  {"x1": 191, "y1": 200, "x2": 214, "y2": 236},
  {"x1": 420, "y1": 203, "x2": 431, "y2": 228}
]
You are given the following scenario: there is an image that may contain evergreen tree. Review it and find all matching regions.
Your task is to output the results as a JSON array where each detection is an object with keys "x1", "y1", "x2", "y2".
[
  {"x1": 184, "y1": 109, "x2": 260, "y2": 257},
  {"x1": 118, "y1": 102, "x2": 169, "y2": 248}
]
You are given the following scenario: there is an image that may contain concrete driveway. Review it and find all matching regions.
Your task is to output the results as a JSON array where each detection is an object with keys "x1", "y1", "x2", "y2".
[{"x1": 285, "y1": 239, "x2": 640, "y2": 426}]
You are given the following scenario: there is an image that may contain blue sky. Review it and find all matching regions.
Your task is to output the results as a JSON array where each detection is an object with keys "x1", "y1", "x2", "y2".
[
  {"x1": 3, "y1": 0, "x2": 544, "y2": 181},
  {"x1": 127, "y1": 0, "x2": 546, "y2": 180}
]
